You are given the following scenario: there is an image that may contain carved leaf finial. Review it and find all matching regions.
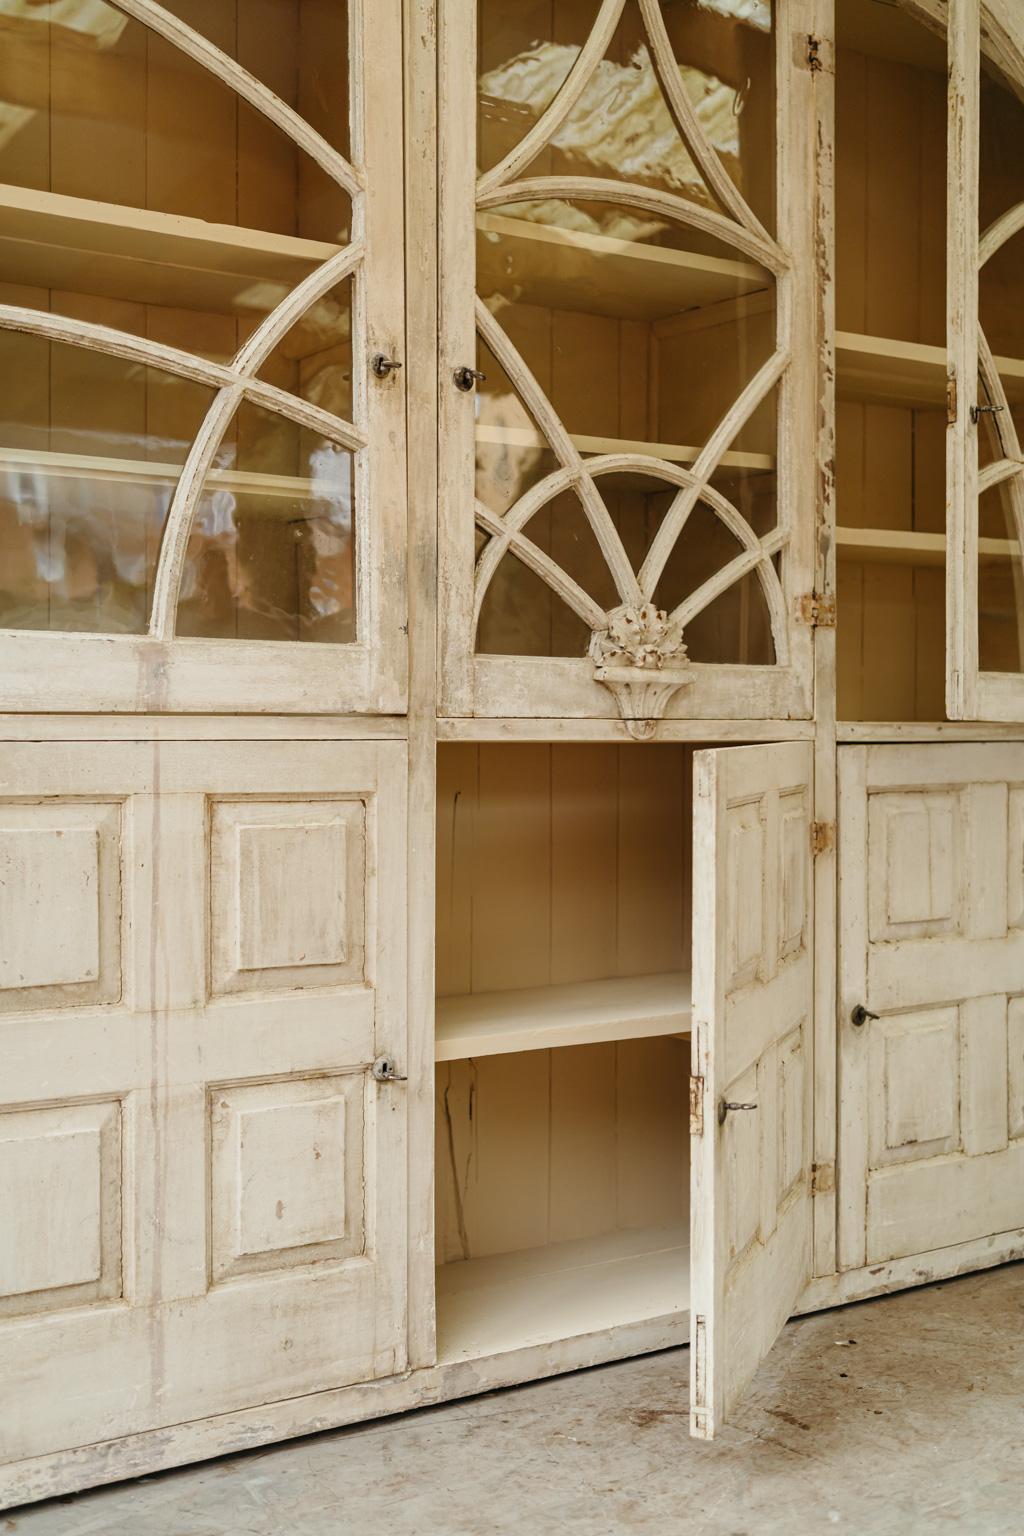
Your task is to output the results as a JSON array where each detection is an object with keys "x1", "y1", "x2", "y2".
[{"x1": 590, "y1": 602, "x2": 694, "y2": 738}]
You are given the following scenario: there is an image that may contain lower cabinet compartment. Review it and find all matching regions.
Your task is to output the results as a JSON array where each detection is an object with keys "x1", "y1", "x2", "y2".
[
  {"x1": 435, "y1": 1040, "x2": 690, "y2": 1362},
  {"x1": 434, "y1": 741, "x2": 694, "y2": 1363}
]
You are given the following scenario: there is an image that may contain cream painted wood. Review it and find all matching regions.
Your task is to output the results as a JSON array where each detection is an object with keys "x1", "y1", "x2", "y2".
[
  {"x1": 0, "y1": 0, "x2": 407, "y2": 717},
  {"x1": 438, "y1": 0, "x2": 816, "y2": 727},
  {"x1": 690, "y1": 741, "x2": 815, "y2": 1440},
  {"x1": 838, "y1": 743, "x2": 1024, "y2": 1272},
  {"x1": 0, "y1": 740, "x2": 407, "y2": 1469}
]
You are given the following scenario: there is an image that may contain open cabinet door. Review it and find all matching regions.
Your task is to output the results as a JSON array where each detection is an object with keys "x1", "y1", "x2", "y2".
[{"x1": 689, "y1": 741, "x2": 814, "y2": 1439}]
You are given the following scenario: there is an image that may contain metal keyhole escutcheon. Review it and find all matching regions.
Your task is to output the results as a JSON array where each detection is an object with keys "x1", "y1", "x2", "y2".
[
  {"x1": 718, "y1": 1099, "x2": 758, "y2": 1125},
  {"x1": 372, "y1": 353, "x2": 402, "y2": 379},
  {"x1": 453, "y1": 365, "x2": 486, "y2": 392},
  {"x1": 850, "y1": 1004, "x2": 880, "y2": 1028},
  {"x1": 372, "y1": 1055, "x2": 408, "y2": 1083}
]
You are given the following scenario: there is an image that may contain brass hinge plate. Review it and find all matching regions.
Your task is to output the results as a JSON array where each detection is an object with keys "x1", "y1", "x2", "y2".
[
  {"x1": 806, "y1": 34, "x2": 823, "y2": 70},
  {"x1": 811, "y1": 820, "x2": 836, "y2": 857},
  {"x1": 811, "y1": 1161, "x2": 836, "y2": 1195},
  {"x1": 946, "y1": 373, "x2": 958, "y2": 426},
  {"x1": 689, "y1": 1074, "x2": 704, "y2": 1136},
  {"x1": 797, "y1": 591, "x2": 837, "y2": 628}
]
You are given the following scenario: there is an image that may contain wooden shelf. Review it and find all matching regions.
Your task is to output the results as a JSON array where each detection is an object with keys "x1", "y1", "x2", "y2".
[
  {"x1": 476, "y1": 211, "x2": 770, "y2": 322},
  {"x1": 837, "y1": 525, "x2": 1019, "y2": 566},
  {"x1": 436, "y1": 1224, "x2": 689, "y2": 1363},
  {"x1": 0, "y1": 183, "x2": 341, "y2": 314},
  {"x1": 837, "y1": 330, "x2": 1024, "y2": 409},
  {"x1": 0, "y1": 446, "x2": 332, "y2": 506},
  {"x1": 475, "y1": 424, "x2": 773, "y2": 474},
  {"x1": 435, "y1": 971, "x2": 692, "y2": 1062}
]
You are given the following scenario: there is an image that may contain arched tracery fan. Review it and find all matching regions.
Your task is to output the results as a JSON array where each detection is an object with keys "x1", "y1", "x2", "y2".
[{"x1": 466, "y1": 0, "x2": 792, "y2": 732}]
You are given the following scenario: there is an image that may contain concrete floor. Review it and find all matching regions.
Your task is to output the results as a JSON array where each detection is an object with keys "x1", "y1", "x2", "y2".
[{"x1": 9, "y1": 1263, "x2": 1024, "y2": 1535}]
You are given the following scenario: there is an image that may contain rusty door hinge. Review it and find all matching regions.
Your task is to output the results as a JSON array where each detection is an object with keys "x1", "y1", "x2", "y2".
[
  {"x1": 946, "y1": 373, "x2": 958, "y2": 426},
  {"x1": 811, "y1": 820, "x2": 836, "y2": 857},
  {"x1": 806, "y1": 34, "x2": 823, "y2": 70},
  {"x1": 811, "y1": 1161, "x2": 836, "y2": 1195},
  {"x1": 797, "y1": 591, "x2": 837, "y2": 627},
  {"x1": 689, "y1": 1074, "x2": 704, "y2": 1136}
]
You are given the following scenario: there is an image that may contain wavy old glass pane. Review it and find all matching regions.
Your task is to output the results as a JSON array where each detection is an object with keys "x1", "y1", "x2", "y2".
[
  {"x1": 477, "y1": 0, "x2": 774, "y2": 228},
  {"x1": 977, "y1": 68, "x2": 1024, "y2": 674},
  {"x1": 476, "y1": 466, "x2": 776, "y2": 662},
  {"x1": 0, "y1": 329, "x2": 215, "y2": 633},
  {"x1": 977, "y1": 482, "x2": 1024, "y2": 674},
  {"x1": 256, "y1": 276, "x2": 354, "y2": 423},
  {"x1": 176, "y1": 399, "x2": 355, "y2": 643},
  {"x1": 0, "y1": 0, "x2": 353, "y2": 238}
]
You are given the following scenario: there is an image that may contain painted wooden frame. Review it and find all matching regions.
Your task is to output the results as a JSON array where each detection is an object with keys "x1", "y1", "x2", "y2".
[
  {"x1": 437, "y1": 0, "x2": 817, "y2": 724},
  {"x1": 0, "y1": 0, "x2": 407, "y2": 715}
]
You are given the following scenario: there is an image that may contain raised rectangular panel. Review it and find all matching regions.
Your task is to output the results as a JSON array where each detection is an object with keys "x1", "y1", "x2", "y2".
[
  {"x1": 209, "y1": 1073, "x2": 366, "y2": 1284},
  {"x1": 0, "y1": 1100, "x2": 121, "y2": 1318},
  {"x1": 210, "y1": 800, "x2": 366, "y2": 996},
  {"x1": 1007, "y1": 790, "x2": 1024, "y2": 930},
  {"x1": 867, "y1": 791, "x2": 962, "y2": 941},
  {"x1": 868, "y1": 1008, "x2": 960, "y2": 1168},
  {"x1": 1009, "y1": 997, "x2": 1024, "y2": 1142},
  {"x1": 0, "y1": 803, "x2": 121, "y2": 1013},
  {"x1": 725, "y1": 799, "x2": 765, "y2": 991},
  {"x1": 778, "y1": 791, "x2": 808, "y2": 964}
]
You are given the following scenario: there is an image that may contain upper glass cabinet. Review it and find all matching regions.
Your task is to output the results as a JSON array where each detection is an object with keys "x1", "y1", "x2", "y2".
[
  {"x1": 947, "y1": 0, "x2": 1024, "y2": 720},
  {"x1": 439, "y1": 0, "x2": 817, "y2": 726},
  {"x1": 0, "y1": 0, "x2": 405, "y2": 713}
]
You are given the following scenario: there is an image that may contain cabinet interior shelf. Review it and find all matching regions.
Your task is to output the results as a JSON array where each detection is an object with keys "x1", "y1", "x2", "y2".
[
  {"x1": 476, "y1": 211, "x2": 770, "y2": 322},
  {"x1": 436, "y1": 1224, "x2": 689, "y2": 1364},
  {"x1": 475, "y1": 424, "x2": 773, "y2": 473},
  {"x1": 0, "y1": 183, "x2": 341, "y2": 313},
  {"x1": 0, "y1": 447, "x2": 334, "y2": 509},
  {"x1": 837, "y1": 330, "x2": 1024, "y2": 408},
  {"x1": 837, "y1": 525, "x2": 1018, "y2": 566},
  {"x1": 435, "y1": 970, "x2": 692, "y2": 1062}
]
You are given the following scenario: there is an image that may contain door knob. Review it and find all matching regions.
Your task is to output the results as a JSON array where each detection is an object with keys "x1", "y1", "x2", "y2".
[
  {"x1": 850, "y1": 1004, "x2": 880, "y2": 1027},
  {"x1": 371, "y1": 353, "x2": 402, "y2": 379},
  {"x1": 372, "y1": 1055, "x2": 408, "y2": 1083}
]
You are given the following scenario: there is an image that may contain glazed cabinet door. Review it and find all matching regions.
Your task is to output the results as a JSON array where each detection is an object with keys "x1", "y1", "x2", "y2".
[
  {"x1": 838, "y1": 744, "x2": 1024, "y2": 1274},
  {"x1": 946, "y1": 0, "x2": 1024, "y2": 720},
  {"x1": 438, "y1": 0, "x2": 818, "y2": 729},
  {"x1": 0, "y1": 740, "x2": 407, "y2": 1500},
  {"x1": 689, "y1": 740, "x2": 814, "y2": 1438},
  {"x1": 0, "y1": 0, "x2": 406, "y2": 714}
]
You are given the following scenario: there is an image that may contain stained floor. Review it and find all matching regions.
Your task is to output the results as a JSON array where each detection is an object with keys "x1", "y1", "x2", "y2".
[{"x1": 8, "y1": 1263, "x2": 1024, "y2": 1535}]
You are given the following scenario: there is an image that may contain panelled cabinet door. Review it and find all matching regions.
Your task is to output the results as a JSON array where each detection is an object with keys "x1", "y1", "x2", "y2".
[
  {"x1": 946, "y1": 0, "x2": 1024, "y2": 720},
  {"x1": 0, "y1": 741, "x2": 407, "y2": 1488},
  {"x1": 689, "y1": 741, "x2": 814, "y2": 1439},
  {"x1": 438, "y1": 0, "x2": 818, "y2": 728},
  {"x1": 0, "y1": 0, "x2": 406, "y2": 714},
  {"x1": 838, "y1": 744, "x2": 1024, "y2": 1273}
]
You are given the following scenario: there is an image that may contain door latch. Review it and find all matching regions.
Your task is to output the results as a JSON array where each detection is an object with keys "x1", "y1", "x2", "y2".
[
  {"x1": 850, "y1": 1004, "x2": 879, "y2": 1027},
  {"x1": 453, "y1": 365, "x2": 486, "y2": 392},
  {"x1": 371, "y1": 353, "x2": 402, "y2": 379},
  {"x1": 372, "y1": 1055, "x2": 408, "y2": 1083},
  {"x1": 970, "y1": 402, "x2": 1005, "y2": 424},
  {"x1": 718, "y1": 1099, "x2": 757, "y2": 1125}
]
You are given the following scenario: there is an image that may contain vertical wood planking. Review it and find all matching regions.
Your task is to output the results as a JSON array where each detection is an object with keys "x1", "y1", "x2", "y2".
[
  {"x1": 473, "y1": 745, "x2": 552, "y2": 992},
  {"x1": 550, "y1": 744, "x2": 618, "y2": 984},
  {"x1": 549, "y1": 1043, "x2": 618, "y2": 1243},
  {"x1": 617, "y1": 745, "x2": 686, "y2": 976}
]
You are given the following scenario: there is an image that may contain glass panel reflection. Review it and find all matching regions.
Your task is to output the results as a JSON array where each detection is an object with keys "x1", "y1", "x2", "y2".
[
  {"x1": 0, "y1": 330, "x2": 215, "y2": 633},
  {"x1": 176, "y1": 401, "x2": 355, "y2": 643}
]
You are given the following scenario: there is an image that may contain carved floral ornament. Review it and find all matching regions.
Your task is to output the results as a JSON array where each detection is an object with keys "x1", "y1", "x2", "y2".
[{"x1": 589, "y1": 603, "x2": 694, "y2": 740}]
